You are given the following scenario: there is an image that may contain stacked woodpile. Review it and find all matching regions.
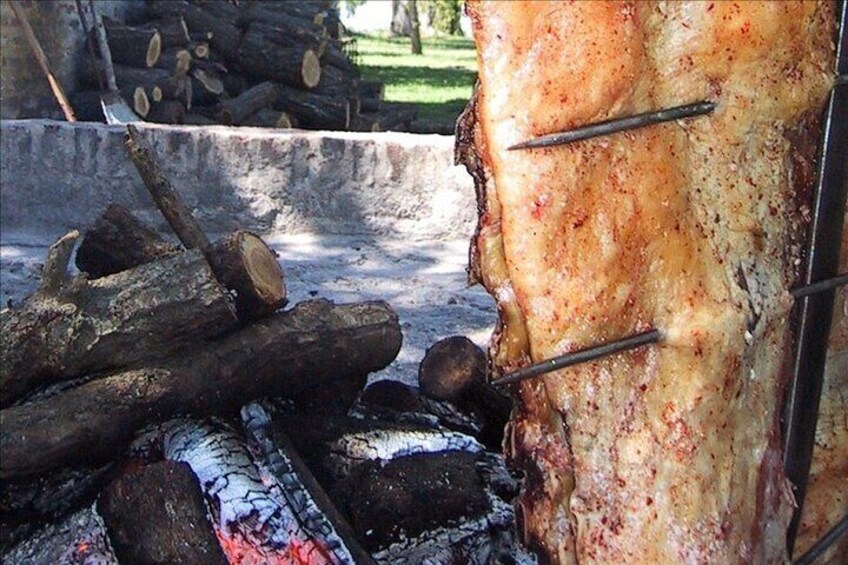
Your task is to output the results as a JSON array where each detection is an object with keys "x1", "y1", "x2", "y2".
[
  {"x1": 0, "y1": 125, "x2": 523, "y2": 563},
  {"x1": 73, "y1": 0, "x2": 418, "y2": 131}
]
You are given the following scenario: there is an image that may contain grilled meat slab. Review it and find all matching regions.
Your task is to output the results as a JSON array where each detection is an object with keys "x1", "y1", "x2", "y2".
[{"x1": 458, "y1": 1, "x2": 836, "y2": 562}]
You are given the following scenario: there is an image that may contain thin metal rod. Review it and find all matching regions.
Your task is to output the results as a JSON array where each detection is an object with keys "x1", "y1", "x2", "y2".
[
  {"x1": 492, "y1": 329, "x2": 661, "y2": 386},
  {"x1": 508, "y1": 101, "x2": 715, "y2": 150},
  {"x1": 792, "y1": 513, "x2": 848, "y2": 565},
  {"x1": 494, "y1": 272, "x2": 846, "y2": 388},
  {"x1": 790, "y1": 272, "x2": 848, "y2": 299}
]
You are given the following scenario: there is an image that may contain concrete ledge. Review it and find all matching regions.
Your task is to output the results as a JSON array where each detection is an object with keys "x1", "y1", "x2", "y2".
[{"x1": 0, "y1": 120, "x2": 476, "y2": 242}]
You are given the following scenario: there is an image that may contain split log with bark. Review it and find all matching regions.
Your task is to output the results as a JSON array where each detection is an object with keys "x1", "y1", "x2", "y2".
[
  {"x1": 0, "y1": 299, "x2": 402, "y2": 479},
  {"x1": 0, "y1": 235, "x2": 237, "y2": 409}
]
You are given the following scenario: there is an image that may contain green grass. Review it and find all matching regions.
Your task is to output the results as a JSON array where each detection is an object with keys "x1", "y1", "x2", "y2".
[{"x1": 354, "y1": 33, "x2": 477, "y2": 127}]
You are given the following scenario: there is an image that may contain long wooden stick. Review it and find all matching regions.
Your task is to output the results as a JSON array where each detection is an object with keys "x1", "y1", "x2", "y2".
[
  {"x1": 124, "y1": 124, "x2": 211, "y2": 251},
  {"x1": 8, "y1": 0, "x2": 76, "y2": 121}
]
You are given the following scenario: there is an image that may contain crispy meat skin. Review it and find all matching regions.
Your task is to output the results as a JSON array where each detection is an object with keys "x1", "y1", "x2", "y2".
[{"x1": 461, "y1": 1, "x2": 835, "y2": 563}]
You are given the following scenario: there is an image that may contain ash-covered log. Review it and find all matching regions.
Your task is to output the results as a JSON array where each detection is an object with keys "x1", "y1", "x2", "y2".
[
  {"x1": 0, "y1": 234, "x2": 237, "y2": 408},
  {"x1": 98, "y1": 460, "x2": 227, "y2": 565},
  {"x1": 1, "y1": 299, "x2": 402, "y2": 479}
]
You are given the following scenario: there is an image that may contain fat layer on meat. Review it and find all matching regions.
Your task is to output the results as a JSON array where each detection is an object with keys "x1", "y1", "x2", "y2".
[{"x1": 459, "y1": 1, "x2": 836, "y2": 563}]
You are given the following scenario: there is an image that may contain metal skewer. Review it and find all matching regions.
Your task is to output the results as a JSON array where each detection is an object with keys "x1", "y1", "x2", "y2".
[
  {"x1": 508, "y1": 101, "x2": 715, "y2": 150},
  {"x1": 493, "y1": 272, "x2": 847, "y2": 388}
]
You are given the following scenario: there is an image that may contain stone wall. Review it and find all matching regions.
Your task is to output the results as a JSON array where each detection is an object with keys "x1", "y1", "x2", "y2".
[
  {"x1": 0, "y1": 0, "x2": 138, "y2": 119},
  {"x1": 0, "y1": 120, "x2": 476, "y2": 241}
]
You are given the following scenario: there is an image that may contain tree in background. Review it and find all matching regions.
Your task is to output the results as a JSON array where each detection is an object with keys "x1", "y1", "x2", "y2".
[
  {"x1": 408, "y1": 0, "x2": 422, "y2": 54},
  {"x1": 427, "y1": 0, "x2": 463, "y2": 36}
]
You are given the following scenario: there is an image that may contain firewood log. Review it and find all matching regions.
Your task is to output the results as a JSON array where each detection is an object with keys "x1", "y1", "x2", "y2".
[
  {"x1": 418, "y1": 336, "x2": 512, "y2": 448},
  {"x1": 242, "y1": 108, "x2": 294, "y2": 129},
  {"x1": 273, "y1": 82, "x2": 349, "y2": 130},
  {"x1": 189, "y1": 40, "x2": 210, "y2": 59},
  {"x1": 246, "y1": 20, "x2": 328, "y2": 56},
  {"x1": 334, "y1": 452, "x2": 490, "y2": 553},
  {"x1": 190, "y1": 67, "x2": 224, "y2": 98},
  {"x1": 149, "y1": 0, "x2": 242, "y2": 55},
  {"x1": 98, "y1": 461, "x2": 228, "y2": 565},
  {"x1": 237, "y1": 3, "x2": 328, "y2": 40},
  {"x1": 0, "y1": 234, "x2": 237, "y2": 408},
  {"x1": 321, "y1": 44, "x2": 358, "y2": 76},
  {"x1": 81, "y1": 60, "x2": 189, "y2": 104},
  {"x1": 124, "y1": 126, "x2": 287, "y2": 319},
  {"x1": 216, "y1": 81, "x2": 277, "y2": 126},
  {"x1": 97, "y1": 16, "x2": 161, "y2": 68},
  {"x1": 140, "y1": 17, "x2": 190, "y2": 48},
  {"x1": 145, "y1": 100, "x2": 186, "y2": 124},
  {"x1": 0, "y1": 299, "x2": 402, "y2": 478},
  {"x1": 152, "y1": 47, "x2": 191, "y2": 75},
  {"x1": 238, "y1": 28, "x2": 321, "y2": 90},
  {"x1": 77, "y1": 206, "x2": 286, "y2": 323},
  {"x1": 359, "y1": 80, "x2": 384, "y2": 101},
  {"x1": 76, "y1": 204, "x2": 180, "y2": 277}
]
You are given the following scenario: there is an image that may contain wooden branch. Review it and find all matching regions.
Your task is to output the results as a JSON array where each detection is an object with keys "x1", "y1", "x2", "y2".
[
  {"x1": 8, "y1": 1, "x2": 76, "y2": 121},
  {"x1": 98, "y1": 461, "x2": 228, "y2": 564},
  {"x1": 0, "y1": 299, "x2": 402, "y2": 478},
  {"x1": 0, "y1": 249, "x2": 237, "y2": 408},
  {"x1": 124, "y1": 125, "x2": 210, "y2": 250},
  {"x1": 37, "y1": 230, "x2": 79, "y2": 295}
]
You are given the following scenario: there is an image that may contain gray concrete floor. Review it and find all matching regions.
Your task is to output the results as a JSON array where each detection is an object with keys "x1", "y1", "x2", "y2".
[{"x1": 1, "y1": 232, "x2": 496, "y2": 386}]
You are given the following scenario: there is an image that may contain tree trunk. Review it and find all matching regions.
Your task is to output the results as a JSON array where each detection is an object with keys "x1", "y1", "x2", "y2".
[
  {"x1": 391, "y1": 0, "x2": 411, "y2": 36},
  {"x1": 409, "y1": 0, "x2": 423, "y2": 55},
  {"x1": 76, "y1": 204, "x2": 180, "y2": 278},
  {"x1": 216, "y1": 81, "x2": 278, "y2": 126},
  {"x1": 0, "y1": 299, "x2": 402, "y2": 478},
  {"x1": 238, "y1": 28, "x2": 321, "y2": 90},
  {"x1": 0, "y1": 238, "x2": 237, "y2": 408},
  {"x1": 273, "y1": 82, "x2": 350, "y2": 130},
  {"x1": 98, "y1": 461, "x2": 228, "y2": 565}
]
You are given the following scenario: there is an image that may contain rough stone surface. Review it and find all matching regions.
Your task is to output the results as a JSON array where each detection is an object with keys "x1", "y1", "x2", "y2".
[
  {"x1": 0, "y1": 120, "x2": 476, "y2": 240},
  {"x1": 0, "y1": 121, "x2": 491, "y2": 386}
]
